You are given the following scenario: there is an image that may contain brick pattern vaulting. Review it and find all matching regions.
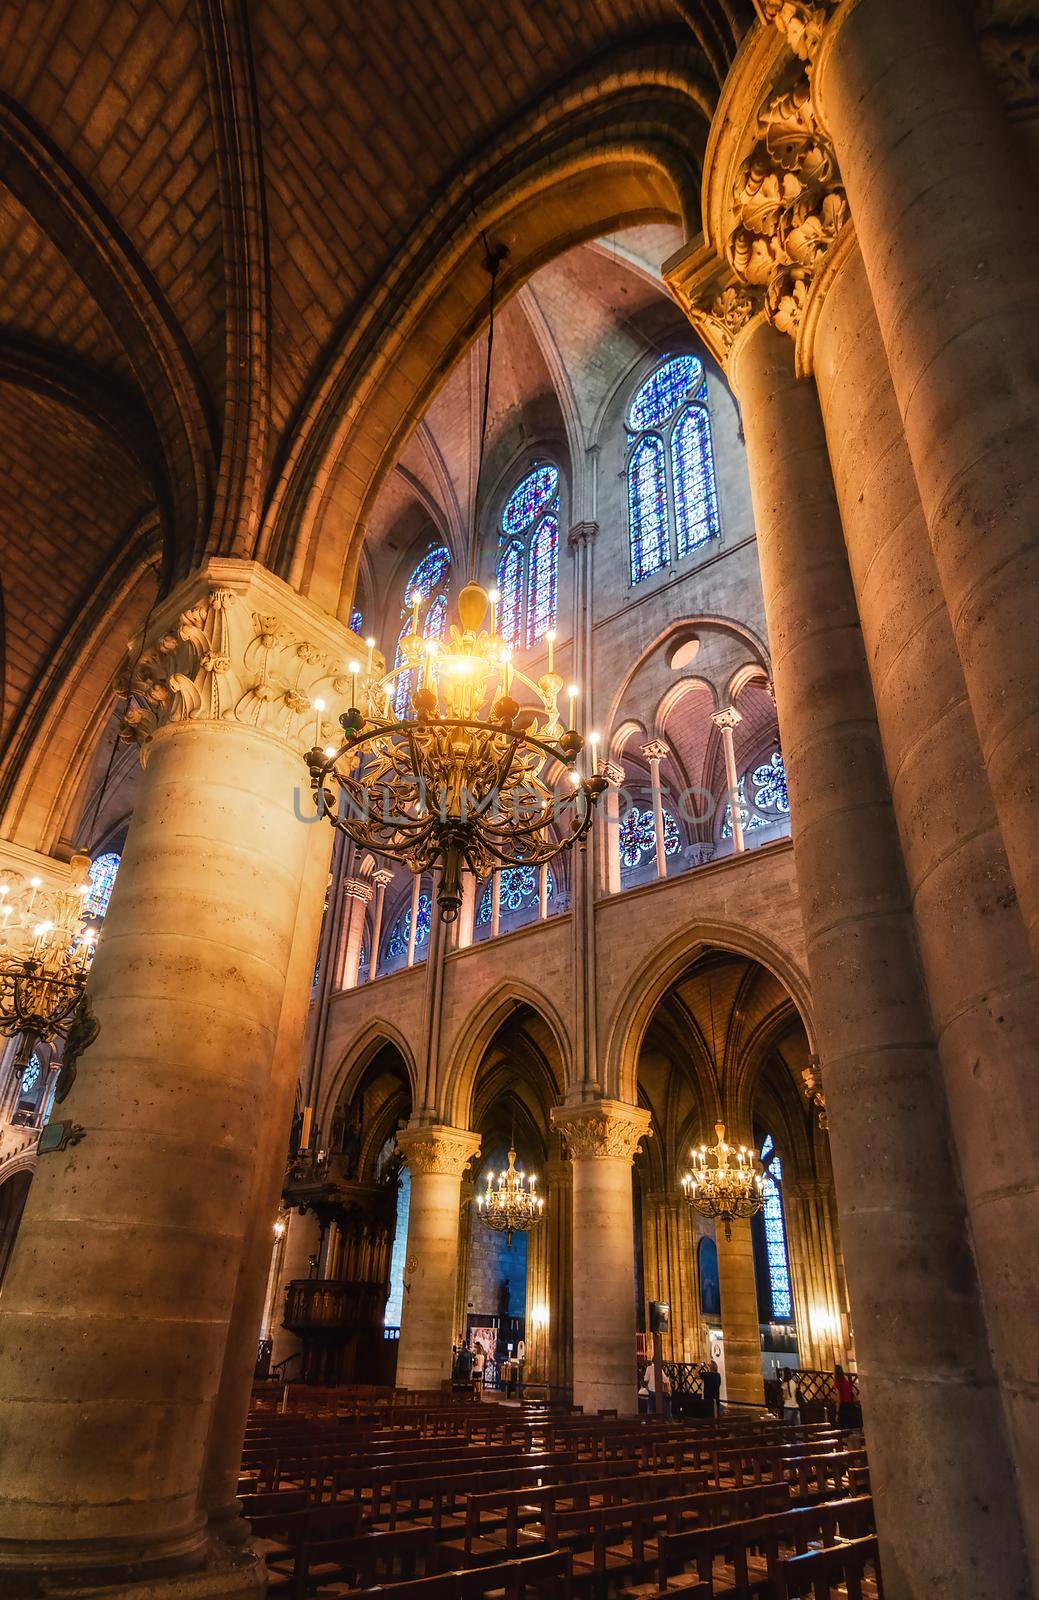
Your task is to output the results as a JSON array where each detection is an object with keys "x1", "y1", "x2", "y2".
[{"x1": 0, "y1": 0, "x2": 753, "y2": 831}]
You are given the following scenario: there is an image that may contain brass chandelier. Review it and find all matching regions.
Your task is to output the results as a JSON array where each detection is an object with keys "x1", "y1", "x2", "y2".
[
  {"x1": 0, "y1": 854, "x2": 97, "y2": 1042},
  {"x1": 305, "y1": 245, "x2": 607, "y2": 920},
  {"x1": 476, "y1": 1146, "x2": 544, "y2": 1246},
  {"x1": 681, "y1": 1122, "x2": 765, "y2": 1239}
]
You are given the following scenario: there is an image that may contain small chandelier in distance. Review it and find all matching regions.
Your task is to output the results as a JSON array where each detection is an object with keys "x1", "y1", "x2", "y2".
[
  {"x1": 476, "y1": 1146, "x2": 544, "y2": 1246},
  {"x1": 0, "y1": 855, "x2": 98, "y2": 1042},
  {"x1": 681, "y1": 1122, "x2": 764, "y2": 1239}
]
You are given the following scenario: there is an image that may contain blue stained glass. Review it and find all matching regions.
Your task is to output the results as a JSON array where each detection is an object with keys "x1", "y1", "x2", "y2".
[
  {"x1": 393, "y1": 547, "x2": 451, "y2": 718},
  {"x1": 385, "y1": 1164, "x2": 410, "y2": 1326},
  {"x1": 502, "y1": 465, "x2": 559, "y2": 536},
  {"x1": 496, "y1": 541, "x2": 524, "y2": 649},
  {"x1": 477, "y1": 866, "x2": 554, "y2": 923},
  {"x1": 721, "y1": 781, "x2": 771, "y2": 840},
  {"x1": 387, "y1": 892, "x2": 433, "y2": 958},
  {"x1": 350, "y1": 607, "x2": 363, "y2": 634},
  {"x1": 760, "y1": 1134, "x2": 793, "y2": 1321},
  {"x1": 20, "y1": 1051, "x2": 41, "y2": 1097},
  {"x1": 673, "y1": 405, "x2": 720, "y2": 556},
  {"x1": 628, "y1": 355, "x2": 703, "y2": 432},
  {"x1": 526, "y1": 512, "x2": 558, "y2": 646},
  {"x1": 85, "y1": 852, "x2": 120, "y2": 919},
  {"x1": 628, "y1": 436, "x2": 668, "y2": 585},
  {"x1": 752, "y1": 751, "x2": 789, "y2": 814},
  {"x1": 618, "y1": 807, "x2": 682, "y2": 868}
]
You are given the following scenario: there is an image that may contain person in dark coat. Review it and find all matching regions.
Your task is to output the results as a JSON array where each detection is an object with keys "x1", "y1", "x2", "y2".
[{"x1": 702, "y1": 1360, "x2": 722, "y2": 1416}]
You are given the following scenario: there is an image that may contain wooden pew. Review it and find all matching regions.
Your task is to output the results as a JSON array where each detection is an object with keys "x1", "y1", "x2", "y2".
[
  {"x1": 332, "y1": 1547, "x2": 573, "y2": 1599},
  {"x1": 779, "y1": 1534, "x2": 883, "y2": 1599}
]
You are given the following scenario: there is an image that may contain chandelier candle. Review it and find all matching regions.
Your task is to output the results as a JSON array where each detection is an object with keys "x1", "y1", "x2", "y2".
[
  {"x1": 305, "y1": 581, "x2": 607, "y2": 921},
  {"x1": 682, "y1": 1123, "x2": 765, "y2": 1239},
  {"x1": 476, "y1": 1147, "x2": 545, "y2": 1246}
]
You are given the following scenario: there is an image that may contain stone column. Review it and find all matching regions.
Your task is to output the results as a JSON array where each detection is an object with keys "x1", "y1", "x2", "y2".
[
  {"x1": 714, "y1": 1219, "x2": 764, "y2": 1407},
  {"x1": 531, "y1": 1155, "x2": 573, "y2": 1395},
  {"x1": 811, "y1": 236, "x2": 1039, "y2": 1556},
  {"x1": 640, "y1": 741, "x2": 670, "y2": 878},
  {"x1": 336, "y1": 877, "x2": 372, "y2": 990},
  {"x1": 368, "y1": 867, "x2": 393, "y2": 978},
  {"x1": 268, "y1": 1207, "x2": 322, "y2": 1372},
  {"x1": 711, "y1": 708, "x2": 744, "y2": 852},
  {"x1": 538, "y1": 862, "x2": 550, "y2": 921},
  {"x1": 406, "y1": 873, "x2": 422, "y2": 967},
  {"x1": 455, "y1": 871, "x2": 476, "y2": 950},
  {"x1": 729, "y1": 317, "x2": 1030, "y2": 1598},
  {"x1": 784, "y1": 1179, "x2": 848, "y2": 1374},
  {"x1": 812, "y1": 0, "x2": 1039, "y2": 976},
  {"x1": 0, "y1": 560, "x2": 357, "y2": 1591},
  {"x1": 600, "y1": 762, "x2": 624, "y2": 896},
  {"x1": 552, "y1": 1100, "x2": 649, "y2": 1415},
  {"x1": 640, "y1": 1193, "x2": 701, "y2": 1365},
  {"x1": 451, "y1": 1178, "x2": 475, "y2": 1343},
  {"x1": 395, "y1": 1125, "x2": 481, "y2": 1392},
  {"x1": 490, "y1": 868, "x2": 501, "y2": 939}
]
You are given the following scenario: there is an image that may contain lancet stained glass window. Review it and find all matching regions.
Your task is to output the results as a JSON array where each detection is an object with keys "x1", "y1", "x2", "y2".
[
  {"x1": 526, "y1": 512, "x2": 558, "y2": 647},
  {"x1": 84, "y1": 852, "x2": 120, "y2": 919},
  {"x1": 387, "y1": 892, "x2": 433, "y2": 959},
  {"x1": 393, "y1": 544, "x2": 451, "y2": 717},
  {"x1": 499, "y1": 465, "x2": 559, "y2": 649},
  {"x1": 627, "y1": 354, "x2": 720, "y2": 584},
  {"x1": 618, "y1": 806, "x2": 682, "y2": 868},
  {"x1": 496, "y1": 541, "x2": 524, "y2": 650},
  {"x1": 721, "y1": 749, "x2": 789, "y2": 839},
  {"x1": 759, "y1": 1134, "x2": 793, "y2": 1321},
  {"x1": 477, "y1": 865, "x2": 555, "y2": 923},
  {"x1": 20, "y1": 1051, "x2": 41, "y2": 1097},
  {"x1": 350, "y1": 607, "x2": 363, "y2": 635}
]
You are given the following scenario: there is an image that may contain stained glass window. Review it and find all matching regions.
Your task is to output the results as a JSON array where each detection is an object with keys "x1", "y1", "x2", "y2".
[
  {"x1": 751, "y1": 751, "x2": 789, "y2": 814},
  {"x1": 477, "y1": 865, "x2": 554, "y2": 923},
  {"x1": 20, "y1": 1051, "x2": 41, "y2": 1097},
  {"x1": 385, "y1": 1165, "x2": 410, "y2": 1327},
  {"x1": 627, "y1": 355, "x2": 719, "y2": 585},
  {"x1": 628, "y1": 436, "x2": 668, "y2": 584},
  {"x1": 673, "y1": 405, "x2": 720, "y2": 556},
  {"x1": 526, "y1": 512, "x2": 558, "y2": 646},
  {"x1": 722, "y1": 750, "x2": 789, "y2": 838},
  {"x1": 350, "y1": 607, "x2": 363, "y2": 634},
  {"x1": 502, "y1": 465, "x2": 558, "y2": 536},
  {"x1": 760, "y1": 1134, "x2": 793, "y2": 1321},
  {"x1": 387, "y1": 892, "x2": 433, "y2": 958},
  {"x1": 496, "y1": 541, "x2": 524, "y2": 649},
  {"x1": 84, "y1": 852, "x2": 120, "y2": 919},
  {"x1": 628, "y1": 356, "x2": 703, "y2": 432},
  {"x1": 618, "y1": 806, "x2": 682, "y2": 868},
  {"x1": 393, "y1": 545, "x2": 451, "y2": 718}
]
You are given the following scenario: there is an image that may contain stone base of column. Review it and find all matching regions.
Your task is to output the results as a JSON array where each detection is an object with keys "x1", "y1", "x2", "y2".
[{"x1": 0, "y1": 1540, "x2": 264, "y2": 1600}]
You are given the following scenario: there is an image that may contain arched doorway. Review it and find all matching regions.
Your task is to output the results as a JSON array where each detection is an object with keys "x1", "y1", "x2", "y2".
[
  {"x1": 635, "y1": 947, "x2": 851, "y2": 1405},
  {"x1": 459, "y1": 1003, "x2": 569, "y2": 1397}
]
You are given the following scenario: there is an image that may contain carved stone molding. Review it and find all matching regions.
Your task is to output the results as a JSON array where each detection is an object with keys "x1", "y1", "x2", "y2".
[
  {"x1": 371, "y1": 867, "x2": 395, "y2": 889},
  {"x1": 551, "y1": 1099, "x2": 652, "y2": 1162},
  {"x1": 567, "y1": 520, "x2": 599, "y2": 551},
  {"x1": 342, "y1": 877, "x2": 374, "y2": 905},
  {"x1": 123, "y1": 558, "x2": 360, "y2": 757},
  {"x1": 640, "y1": 740, "x2": 670, "y2": 765},
  {"x1": 601, "y1": 760, "x2": 626, "y2": 789},
  {"x1": 711, "y1": 706, "x2": 743, "y2": 733},
  {"x1": 975, "y1": 1, "x2": 1039, "y2": 114},
  {"x1": 759, "y1": 0, "x2": 841, "y2": 64},
  {"x1": 397, "y1": 1124, "x2": 482, "y2": 1177}
]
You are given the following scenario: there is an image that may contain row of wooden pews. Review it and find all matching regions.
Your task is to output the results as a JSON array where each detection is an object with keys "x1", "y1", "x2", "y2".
[{"x1": 237, "y1": 1384, "x2": 883, "y2": 1599}]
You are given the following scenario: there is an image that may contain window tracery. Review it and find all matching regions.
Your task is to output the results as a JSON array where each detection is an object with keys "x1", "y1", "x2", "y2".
[
  {"x1": 477, "y1": 865, "x2": 554, "y2": 923},
  {"x1": 759, "y1": 1133, "x2": 793, "y2": 1321},
  {"x1": 84, "y1": 852, "x2": 120, "y2": 919},
  {"x1": 626, "y1": 355, "x2": 720, "y2": 583},
  {"x1": 497, "y1": 464, "x2": 559, "y2": 649},
  {"x1": 386, "y1": 892, "x2": 433, "y2": 958},
  {"x1": 392, "y1": 544, "x2": 451, "y2": 717}
]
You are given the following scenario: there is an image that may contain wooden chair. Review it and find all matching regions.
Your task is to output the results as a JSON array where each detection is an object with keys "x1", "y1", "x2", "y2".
[
  {"x1": 779, "y1": 1534, "x2": 883, "y2": 1598},
  {"x1": 339, "y1": 1547, "x2": 573, "y2": 1598}
]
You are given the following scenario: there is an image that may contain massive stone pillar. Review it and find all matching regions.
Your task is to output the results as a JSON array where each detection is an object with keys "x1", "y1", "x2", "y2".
[
  {"x1": 813, "y1": 0, "x2": 1039, "y2": 976},
  {"x1": 524, "y1": 1156, "x2": 572, "y2": 1391},
  {"x1": 552, "y1": 1100, "x2": 649, "y2": 1416},
  {"x1": 0, "y1": 560, "x2": 357, "y2": 1593},
  {"x1": 715, "y1": 1219, "x2": 764, "y2": 1407},
  {"x1": 395, "y1": 1125, "x2": 480, "y2": 1391},
  {"x1": 730, "y1": 318, "x2": 1030, "y2": 1598},
  {"x1": 811, "y1": 234, "x2": 1039, "y2": 1563},
  {"x1": 784, "y1": 1178, "x2": 850, "y2": 1374}
]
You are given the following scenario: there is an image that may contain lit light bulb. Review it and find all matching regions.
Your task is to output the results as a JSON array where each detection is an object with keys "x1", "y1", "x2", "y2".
[
  {"x1": 324, "y1": 746, "x2": 337, "y2": 758},
  {"x1": 488, "y1": 587, "x2": 500, "y2": 604}
]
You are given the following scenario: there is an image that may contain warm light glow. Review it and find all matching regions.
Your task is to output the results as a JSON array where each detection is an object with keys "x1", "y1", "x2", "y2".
[
  {"x1": 365, "y1": 636, "x2": 376, "y2": 649},
  {"x1": 530, "y1": 1302, "x2": 549, "y2": 1329},
  {"x1": 313, "y1": 698, "x2": 326, "y2": 712},
  {"x1": 410, "y1": 589, "x2": 423, "y2": 607},
  {"x1": 349, "y1": 660, "x2": 360, "y2": 675},
  {"x1": 273, "y1": 1218, "x2": 286, "y2": 1239},
  {"x1": 324, "y1": 746, "x2": 337, "y2": 758},
  {"x1": 488, "y1": 588, "x2": 500, "y2": 604}
]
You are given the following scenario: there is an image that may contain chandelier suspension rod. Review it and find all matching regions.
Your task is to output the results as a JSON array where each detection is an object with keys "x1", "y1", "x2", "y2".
[{"x1": 468, "y1": 240, "x2": 508, "y2": 584}]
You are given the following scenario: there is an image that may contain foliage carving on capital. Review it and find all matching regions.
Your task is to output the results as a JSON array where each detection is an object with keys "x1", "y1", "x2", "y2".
[
  {"x1": 687, "y1": 283, "x2": 764, "y2": 364},
  {"x1": 551, "y1": 1100, "x2": 652, "y2": 1162},
  {"x1": 760, "y1": 0, "x2": 841, "y2": 63},
  {"x1": 975, "y1": 1, "x2": 1039, "y2": 110},
  {"x1": 397, "y1": 1124, "x2": 482, "y2": 1177},
  {"x1": 725, "y1": 65, "x2": 846, "y2": 337},
  {"x1": 123, "y1": 561, "x2": 358, "y2": 757}
]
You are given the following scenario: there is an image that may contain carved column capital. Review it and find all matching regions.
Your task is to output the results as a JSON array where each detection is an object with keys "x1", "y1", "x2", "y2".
[
  {"x1": 397, "y1": 1123, "x2": 481, "y2": 1177},
  {"x1": 551, "y1": 1099, "x2": 652, "y2": 1162},
  {"x1": 371, "y1": 868, "x2": 395, "y2": 890},
  {"x1": 567, "y1": 520, "x2": 599, "y2": 551},
  {"x1": 711, "y1": 706, "x2": 743, "y2": 733},
  {"x1": 125, "y1": 558, "x2": 361, "y2": 758},
  {"x1": 601, "y1": 760, "x2": 626, "y2": 789},
  {"x1": 759, "y1": 0, "x2": 841, "y2": 63},
  {"x1": 640, "y1": 740, "x2": 670, "y2": 765},
  {"x1": 342, "y1": 877, "x2": 374, "y2": 905}
]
